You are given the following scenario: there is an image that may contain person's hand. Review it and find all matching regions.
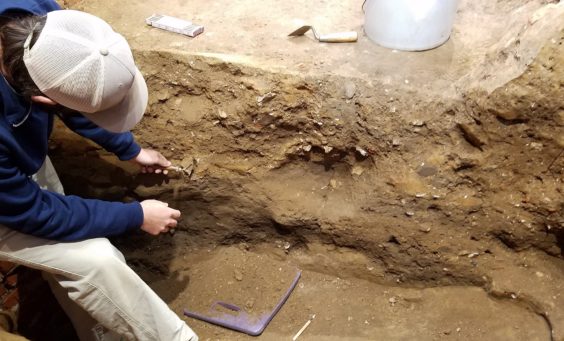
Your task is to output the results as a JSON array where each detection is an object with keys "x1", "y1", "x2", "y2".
[
  {"x1": 140, "y1": 200, "x2": 180, "y2": 235},
  {"x1": 133, "y1": 148, "x2": 171, "y2": 174}
]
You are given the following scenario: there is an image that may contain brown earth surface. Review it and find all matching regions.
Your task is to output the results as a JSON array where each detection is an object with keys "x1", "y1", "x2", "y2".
[{"x1": 44, "y1": 0, "x2": 564, "y2": 340}]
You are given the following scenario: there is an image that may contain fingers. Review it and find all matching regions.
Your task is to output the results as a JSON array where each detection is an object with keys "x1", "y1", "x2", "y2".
[
  {"x1": 134, "y1": 149, "x2": 174, "y2": 174},
  {"x1": 159, "y1": 219, "x2": 177, "y2": 235},
  {"x1": 170, "y1": 209, "x2": 181, "y2": 219},
  {"x1": 140, "y1": 200, "x2": 182, "y2": 237},
  {"x1": 141, "y1": 165, "x2": 170, "y2": 174},
  {"x1": 163, "y1": 210, "x2": 179, "y2": 232},
  {"x1": 157, "y1": 152, "x2": 172, "y2": 168}
]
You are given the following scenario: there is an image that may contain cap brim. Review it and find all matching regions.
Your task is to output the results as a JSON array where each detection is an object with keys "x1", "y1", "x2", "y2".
[{"x1": 81, "y1": 68, "x2": 148, "y2": 133}]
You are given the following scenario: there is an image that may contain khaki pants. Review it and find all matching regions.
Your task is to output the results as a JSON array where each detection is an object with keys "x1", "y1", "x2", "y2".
[{"x1": 0, "y1": 158, "x2": 197, "y2": 341}]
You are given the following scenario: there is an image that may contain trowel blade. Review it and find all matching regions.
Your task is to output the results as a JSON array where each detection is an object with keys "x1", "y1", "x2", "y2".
[{"x1": 288, "y1": 26, "x2": 312, "y2": 36}]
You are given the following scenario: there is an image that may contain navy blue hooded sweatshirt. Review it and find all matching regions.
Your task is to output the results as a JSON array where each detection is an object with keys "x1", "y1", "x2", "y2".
[{"x1": 0, "y1": 0, "x2": 144, "y2": 241}]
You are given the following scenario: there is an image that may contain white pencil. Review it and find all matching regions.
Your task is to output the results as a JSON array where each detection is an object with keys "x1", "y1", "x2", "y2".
[{"x1": 292, "y1": 314, "x2": 315, "y2": 341}]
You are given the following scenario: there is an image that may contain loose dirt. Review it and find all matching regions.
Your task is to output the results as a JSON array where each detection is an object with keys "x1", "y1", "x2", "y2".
[{"x1": 44, "y1": 0, "x2": 564, "y2": 340}]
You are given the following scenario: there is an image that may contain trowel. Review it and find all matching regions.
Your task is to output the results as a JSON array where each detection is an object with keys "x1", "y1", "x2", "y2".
[
  {"x1": 288, "y1": 26, "x2": 358, "y2": 43},
  {"x1": 166, "y1": 157, "x2": 197, "y2": 178}
]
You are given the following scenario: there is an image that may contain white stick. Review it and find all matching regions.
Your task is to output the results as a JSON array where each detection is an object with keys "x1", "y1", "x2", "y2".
[{"x1": 292, "y1": 315, "x2": 315, "y2": 341}]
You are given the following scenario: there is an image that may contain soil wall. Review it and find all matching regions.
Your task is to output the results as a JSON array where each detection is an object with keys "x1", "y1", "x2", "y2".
[{"x1": 48, "y1": 1, "x2": 563, "y2": 338}]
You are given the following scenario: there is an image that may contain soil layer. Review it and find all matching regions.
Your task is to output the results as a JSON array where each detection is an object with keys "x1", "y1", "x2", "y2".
[{"x1": 46, "y1": 0, "x2": 564, "y2": 340}]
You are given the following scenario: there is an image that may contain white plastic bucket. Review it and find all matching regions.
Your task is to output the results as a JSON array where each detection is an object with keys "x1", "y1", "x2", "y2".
[{"x1": 364, "y1": 0, "x2": 459, "y2": 51}]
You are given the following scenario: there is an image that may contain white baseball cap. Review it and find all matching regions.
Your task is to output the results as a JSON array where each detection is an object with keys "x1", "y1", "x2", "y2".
[{"x1": 23, "y1": 10, "x2": 147, "y2": 133}]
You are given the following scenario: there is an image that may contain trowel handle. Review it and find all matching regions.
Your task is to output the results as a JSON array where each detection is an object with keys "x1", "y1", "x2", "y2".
[{"x1": 318, "y1": 31, "x2": 358, "y2": 43}]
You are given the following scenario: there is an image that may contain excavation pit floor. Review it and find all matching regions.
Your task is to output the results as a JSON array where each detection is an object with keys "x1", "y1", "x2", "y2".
[
  {"x1": 117, "y1": 235, "x2": 551, "y2": 341},
  {"x1": 40, "y1": 0, "x2": 564, "y2": 340}
]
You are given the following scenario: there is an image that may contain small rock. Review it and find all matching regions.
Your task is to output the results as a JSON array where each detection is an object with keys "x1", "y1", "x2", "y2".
[
  {"x1": 344, "y1": 81, "x2": 356, "y2": 99},
  {"x1": 400, "y1": 291, "x2": 423, "y2": 303},
  {"x1": 218, "y1": 110, "x2": 228, "y2": 119},
  {"x1": 234, "y1": 269, "x2": 243, "y2": 281},
  {"x1": 257, "y1": 92, "x2": 276, "y2": 104},
  {"x1": 303, "y1": 145, "x2": 312, "y2": 152},
  {"x1": 458, "y1": 123, "x2": 486, "y2": 150},
  {"x1": 411, "y1": 119, "x2": 425, "y2": 127},
  {"x1": 238, "y1": 243, "x2": 250, "y2": 251},
  {"x1": 231, "y1": 130, "x2": 244, "y2": 136},
  {"x1": 417, "y1": 163, "x2": 437, "y2": 177},
  {"x1": 468, "y1": 252, "x2": 480, "y2": 258},
  {"x1": 492, "y1": 109, "x2": 523, "y2": 121},
  {"x1": 329, "y1": 179, "x2": 338, "y2": 189},
  {"x1": 405, "y1": 211, "x2": 415, "y2": 217},
  {"x1": 351, "y1": 165, "x2": 365, "y2": 176},
  {"x1": 392, "y1": 138, "x2": 401, "y2": 146},
  {"x1": 323, "y1": 146, "x2": 333, "y2": 154},
  {"x1": 157, "y1": 89, "x2": 170, "y2": 101},
  {"x1": 388, "y1": 297, "x2": 397, "y2": 305},
  {"x1": 419, "y1": 226, "x2": 431, "y2": 233},
  {"x1": 557, "y1": 111, "x2": 564, "y2": 125},
  {"x1": 355, "y1": 146, "x2": 368, "y2": 157},
  {"x1": 529, "y1": 142, "x2": 543, "y2": 151},
  {"x1": 415, "y1": 193, "x2": 427, "y2": 198}
]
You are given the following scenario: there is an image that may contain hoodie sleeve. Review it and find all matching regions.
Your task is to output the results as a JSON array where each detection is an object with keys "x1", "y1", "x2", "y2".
[
  {"x1": 0, "y1": 0, "x2": 61, "y2": 16},
  {"x1": 59, "y1": 113, "x2": 142, "y2": 161},
  {"x1": 0, "y1": 144, "x2": 144, "y2": 241}
]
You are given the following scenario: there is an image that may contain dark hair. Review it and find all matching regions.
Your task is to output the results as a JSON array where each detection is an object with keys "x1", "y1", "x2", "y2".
[{"x1": 0, "y1": 15, "x2": 45, "y2": 98}]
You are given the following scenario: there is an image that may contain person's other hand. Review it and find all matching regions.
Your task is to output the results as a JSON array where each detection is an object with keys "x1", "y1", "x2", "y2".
[
  {"x1": 133, "y1": 148, "x2": 171, "y2": 174},
  {"x1": 140, "y1": 200, "x2": 180, "y2": 235}
]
